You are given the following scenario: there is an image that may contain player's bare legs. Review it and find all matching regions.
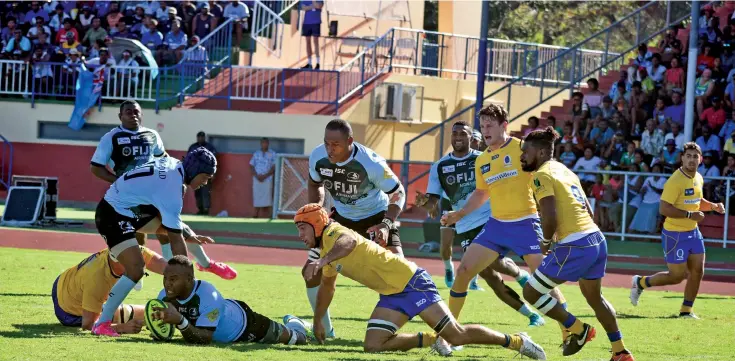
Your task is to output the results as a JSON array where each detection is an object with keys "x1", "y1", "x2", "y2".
[
  {"x1": 362, "y1": 307, "x2": 412, "y2": 352},
  {"x1": 448, "y1": 243, "x2": 500, "y2": 319},
  {"x1": 477, "y1": 266, "x2": 544, "y2": 327},
  {"x1": 440, "y1": 227, "x2": 456, "y2": 287},
  {"x1": 491, "y1": 257, "x2": 530, "y2": 285},
  {"x1": 681, "y1": 254, "x2": 706, "y2": 317},
  {"x1": 523, "y1": 253, "x2": 568, "y2": 338},
  {"x1": 302, "y1": 260, "x2": 335, "y2": 337}
]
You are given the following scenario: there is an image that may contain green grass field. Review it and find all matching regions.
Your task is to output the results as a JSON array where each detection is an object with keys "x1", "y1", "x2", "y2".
[{"x1": 1, "y1": 247, "x2": 734, "y2": 361}]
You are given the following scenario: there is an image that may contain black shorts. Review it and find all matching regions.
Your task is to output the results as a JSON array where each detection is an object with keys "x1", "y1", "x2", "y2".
[
  {"x1": 456, "y1": 225, "x2": 484, "y2": 252},
  {"x1": 331, "y1": 209, "x2": 402, "y2": 248},
  {"x1": 234, "y1": 300, "x2": 283, "y2": 344},
  {"x1": 95, "y1": 199, "x2": 156, "y2": 251}
]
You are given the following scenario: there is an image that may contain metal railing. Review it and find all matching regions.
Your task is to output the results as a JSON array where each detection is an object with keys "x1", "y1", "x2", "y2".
[
  {"x1": 390, "y1": 27, "x2": 618, "y2": 82},
  {"x1": 0, "y1": 60, "x2": 31, "y2": 96},
  {"x1": 0, "y1": 134, "x2": 13, "y2": 190},
  {"x1": 337, "y1": 29, "x2": 393, "y2": 102},
  {"x1": 401, "y1": 1, "x2": 695, "y2": 190},
  {"x1": 189, "y1": 17, "x2": 235, "y2": 66},
  {"x1": 580, "y1": 169, "x2": 735, "y2": 248},
  {"x1": 250, "y1": 0, "x2": 285, "y2": 57}
]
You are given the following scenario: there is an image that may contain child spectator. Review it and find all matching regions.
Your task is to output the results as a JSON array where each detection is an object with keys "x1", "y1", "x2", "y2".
[
  {"x1": 559, "y1": 143, "x2": 577, "y2": 168},
  {"x1": 600, "y1": 95, "x2": 615, "y2": 120},
  {"x1": 660, "y1": 139, "x2": 681, "y2": 172}
]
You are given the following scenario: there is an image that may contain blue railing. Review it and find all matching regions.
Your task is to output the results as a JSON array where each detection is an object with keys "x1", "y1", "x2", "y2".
[
  {"x1": 0, "y1": 134, "x2": 13, "y2": 189},
  {"x1": 400, "y1": 0, "x2": 696, "y2": 188}
]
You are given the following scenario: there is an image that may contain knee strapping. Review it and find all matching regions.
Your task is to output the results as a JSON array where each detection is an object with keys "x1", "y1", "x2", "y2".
[
  {"x1": 533, "y1": 294, "x2": 558, "y2": 315},
  {"x1": 528, "y1": 270, "x2": 559, "y2": 295},
  {"x1": 433, "y1": 314, "x2": 454, "y2": 334},
  {"x1": 367, "y1": 319, "x2": 398, "y2": 334}
]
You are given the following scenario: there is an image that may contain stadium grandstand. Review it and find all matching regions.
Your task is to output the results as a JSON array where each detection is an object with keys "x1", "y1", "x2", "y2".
[{"x1": 1, "y1": 1, "x2": 735, "y2": 360}]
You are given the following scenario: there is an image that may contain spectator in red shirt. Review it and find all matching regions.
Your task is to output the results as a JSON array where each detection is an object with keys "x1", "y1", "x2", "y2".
[
  {"x1": 701, "y1": 96, "x2": 727, "y2": 131},
  {"x1": 55, "y1": 19, "x2": 79, "y2": 44}
]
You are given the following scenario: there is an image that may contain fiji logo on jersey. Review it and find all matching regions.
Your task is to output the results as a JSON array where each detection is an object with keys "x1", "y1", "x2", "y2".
[
  {"x1": 685, "y1": 188, "x2": 694, "y2": 196},
  {"x1": 347, "y1": 172, "x2": 361, "y2": 182}
]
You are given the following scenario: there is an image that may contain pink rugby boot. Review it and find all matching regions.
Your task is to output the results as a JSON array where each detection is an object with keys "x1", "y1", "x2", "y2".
[{"x1": 196, "y1": 261, "x2": 238, "y2": 280}]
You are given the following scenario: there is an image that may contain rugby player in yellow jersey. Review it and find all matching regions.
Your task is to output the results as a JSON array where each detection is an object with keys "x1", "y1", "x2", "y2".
[
  {"x1": 52, "y1": 246, "x2": 167, "y2": 333},
  {"x1": 519, "y1": 128, "x2": 635, "y2": 361},
  {"x1": 441, "y1": 104, "x2": 568, "y2": 340},
  {"x1": 630, "y1": 142, "x2": 724, "y2": 318},
  {"x1": 294, "y1": 204, "x2": 547, "y2": 359}
]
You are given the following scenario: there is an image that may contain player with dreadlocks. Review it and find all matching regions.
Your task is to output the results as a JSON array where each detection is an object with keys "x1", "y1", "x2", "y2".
[{"x1": 519, "y1": 127, "x2": 634, "y2": 361}]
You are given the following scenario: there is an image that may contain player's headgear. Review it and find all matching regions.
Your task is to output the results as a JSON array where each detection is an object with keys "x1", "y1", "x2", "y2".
[
  {"x1": 294, "y1": 203, "x2": 330, "y2": 237},
  {"x1": 182, "y1": 147, "x2": 217, "y2": 184}
]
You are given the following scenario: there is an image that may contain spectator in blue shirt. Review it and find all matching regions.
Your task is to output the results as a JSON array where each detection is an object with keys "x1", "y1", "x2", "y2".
[
  {"x1": 659, "y1": 138, "x2": 680, "y2": 172},
  {"x1": 224, "y1": 1, "x2": 249, "y2": 49},
  {"x1": 3, "y1": 29, "x2": 32, "y2": 60},
  {"x1": 300, "y1": 0, "x2": 323, "y2": 69},
  {"x1": 141, "y1": 19, "x2": 164, "y2": 51},
  {"x1": 25, "y1": 1, "x2": 50, "y2": 25},
  {"x1": 589, "y1": 118, "x2": 615, "y2": 151},
  {"x1": 157, "y1": 20, "x2": 187, "y2": 65},
  {"x1": 559, "y1": 142, "x2": 577, "y2": 168},
  {"x1": 696, "y1": 124, "x2": 722, "y2": 159}
]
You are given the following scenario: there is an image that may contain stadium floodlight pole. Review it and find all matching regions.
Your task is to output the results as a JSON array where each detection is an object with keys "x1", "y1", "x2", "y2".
[
  {"x1": 474, "y1": 0, "x2": 491, "y2": 130},
  {"x1": 684, "y1": 0, "x2": 700, "y2": 143}
]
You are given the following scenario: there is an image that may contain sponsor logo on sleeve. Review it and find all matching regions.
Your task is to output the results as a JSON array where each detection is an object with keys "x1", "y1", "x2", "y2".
[
  {"x1": 320, "y1": 168, "x2": 333, "y2": 177},
  {"x1": 442, "y1": 165, "x2": 455, "y2": 173},
  {"x1": 117, "y1": 137, "x2": 131, "y2": 145}
]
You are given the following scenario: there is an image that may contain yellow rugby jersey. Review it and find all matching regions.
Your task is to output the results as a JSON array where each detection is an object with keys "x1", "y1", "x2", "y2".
[
  {"x1": 56, "y1": 247, "x2": 155, "y2": 316},
  {"x1": 660, "y1": 169, "x2": 703, "y2": 232},
  {"x1": 320, "y1": 222, "x2": 417, "y2": 295},
  {"x1": 474, "y1": 137, "x2": 537, "y2": 220},
  {"x1": 530, "y1": 161, "x2": 598, "y2": 242}
]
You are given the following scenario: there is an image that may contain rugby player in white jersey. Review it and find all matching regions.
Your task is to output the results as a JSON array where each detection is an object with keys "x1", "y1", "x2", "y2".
[
  {"x1": 90, "y1": 100, "x2": 236, "y2": 281},
  {"x1": 304, "y1": 119, "x2": 407, "y2": 338},
  {"x1": 91, "y1": 147, "x2": 218, "y2": 337}
]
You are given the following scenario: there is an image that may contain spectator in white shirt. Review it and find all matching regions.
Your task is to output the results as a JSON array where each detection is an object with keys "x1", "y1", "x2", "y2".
[
  {"x1": 249, "y1": 137, "x2": 276, "y2": 219},
  {"x1": 698, "y1": 151, "x2": 721, "y2": 201},
  {"x1": 157, "y1": 20, "x2": 187, "y2": 64},
  {"x1": 116, "y1": 50, "x2": 140, "y2": 97},
  {"x1": 27, "y1": 17, "x2": 51, "y2": 44},
  {"x1": 62, "y1": 48, "x2": 83, "y2": 95},
  {"x1": 646, "y1": 53, "x2": 667, "y2": 85},
  {"x1": 224, "y1": 1, "x2": 249, "y2": 48},
  {"x1": 573, "y1": 146, "x2": 602, "y2": 191},
  {"x1": 640, "y1": 118, "x2": 665, "y2": 158},
  {"x1": 664, "y1": 122, "x2": 686, "y2": 150}
]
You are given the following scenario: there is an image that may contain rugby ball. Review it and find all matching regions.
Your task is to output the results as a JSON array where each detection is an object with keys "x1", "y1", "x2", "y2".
[{"x1": 144, "y1": 299, "x2": 175, "y2": 341}]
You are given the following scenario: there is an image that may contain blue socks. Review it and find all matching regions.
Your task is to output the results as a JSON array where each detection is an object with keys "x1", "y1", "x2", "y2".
[
  {"x1": 306, "y1": 286, "x2": 333, "y2": 333},
  {"x1": 97, "y1": 276, "x2": 136, "y2": 324},
  {"x1": 161, "y1": 244, "x2": 173, "y2": 260},
  {"x1": 518, "y1": 304, "x2": 533, "y2": 317},
  {"x1": 187, "y1": 243, "x2": 211, "y2": 268},
  {"x1": 563, "y1": 313, "x2": 577, "y2": 329}
]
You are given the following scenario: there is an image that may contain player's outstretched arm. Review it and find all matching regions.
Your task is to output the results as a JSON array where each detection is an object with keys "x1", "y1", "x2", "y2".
[
  {"x1": 153, "y1": 304, "x2": 214, "y2": 344},
  {"x1": 81, "y1": 309, "x2": 143, "y2": 333},
  {"x1": 699, "y1": 198, "x2": 726, "y2": 214},
  {"x1": 179, "y1": 322, "x2": 215, "y2": 344},
  {"x1": 167, "y1": 231, "x2": 188, "y2": 256},
  {"x1": 314, "y1": 274, "x2": 337, "y2": 344},
  {"x1": 442, "y1": 189, "x2": 487, "y2": 226}
]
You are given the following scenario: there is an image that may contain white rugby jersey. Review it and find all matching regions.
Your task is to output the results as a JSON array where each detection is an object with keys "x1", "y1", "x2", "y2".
[
  {"x1": 308, "y1": 142, "x2": 401, "y2": 220},
  {"x1": 91, "y1": 126, "x2": 166, "y2": 177},
  {"x1": 103, "y1": 156, "x2": 184, "y2": 232}
]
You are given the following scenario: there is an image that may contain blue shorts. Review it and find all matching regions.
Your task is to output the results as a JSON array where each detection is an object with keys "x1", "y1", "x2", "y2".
[
  {"x1": 473, "y1": 217, "x2": 543, "y2": 258},
  {"x1": 662, "y1": 228, "x2": 705, "y2": 264},
  {"x1": 538, "y1": 231, "x2": 607, "y2": 282},
  {"x1": 376, "y1": 269, "x2": 442, "y2": 320},
  {"x1": 302, "y1": 23, "x2": 321, "y2": 37},
  {"x1": 52, "y1": 276, "x2": 83, "y2": 327}
]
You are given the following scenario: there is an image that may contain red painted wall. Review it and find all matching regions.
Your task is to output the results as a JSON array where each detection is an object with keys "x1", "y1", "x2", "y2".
[{"x1": 10, "y1": 142, "x2": 433, "y2": 218}]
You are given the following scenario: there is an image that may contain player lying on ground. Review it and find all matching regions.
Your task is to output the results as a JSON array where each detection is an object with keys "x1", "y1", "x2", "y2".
[
  {"x1": 151, "y1": 256, "x2": 310, "y2": 345},
  {"x1": 416, "y1": 120, "x2": 544, "y2": 328},
  {"x1": 630, "y1": 142, "x2": 724, "y2": 318},
  {"x1": 294, "y1": 204, "x2": 546, "y2": 359},
  {"x1": 52, "y1": 246, "x2": 166, "y2": 333},
  {"x1": 92, "y1": 147, "x2": 219, "y2": 337},
  {"x1": 90, "y1": 100, "x2": 235, "y2": 281},
  {"x1": 303, "y1": 119, "x2": 408, "y2": 338},
  {"x1": 441, "y1": 105, "x2": 568, "y2": 347},
  {"x1": 519, "y1": 128, "x2": 635, "y2": 361}
]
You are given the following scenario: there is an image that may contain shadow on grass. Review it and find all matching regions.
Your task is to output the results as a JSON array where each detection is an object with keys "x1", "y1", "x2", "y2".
[
  {"x1": 661, "y1": 295, "x2": 733, "y2": 300},
  {"x1": 0, "y1": 323, "x2": 83, "y2": 338},
  {"x1": 0, "y1": 292, "x2": 50, "y2": 297},
  {"x1": 575, "y1": 313, "x2": 680, "y2": 320}
]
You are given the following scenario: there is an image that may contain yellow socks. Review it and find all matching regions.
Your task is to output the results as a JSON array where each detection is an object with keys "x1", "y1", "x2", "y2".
[
  {"x1": 638, "y1": 276, "x2": 650, "y2": 289},
  {"x1": 568, "y1": 318, "x2": 584, "y2": 335},
  {"x1": 418, "y1": 332, "x2": 437, "y2": 348},
  {"x1": 504, "y1": 334, "x2": 524, "y2": 351}
]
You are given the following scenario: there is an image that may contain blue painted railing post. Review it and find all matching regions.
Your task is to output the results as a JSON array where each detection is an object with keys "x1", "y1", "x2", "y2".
[
  {"x1": 438, "y1": 34, "x2": 446, "y2": 78},
  {"x1": 227, "y1": 65, "x2": 233, "y2": 109},
  {"x1": 463, "y1": 37, "x2": 470, "y2": 79},
  {"x1": 154, "y1": 67, "x2": 162, "y2": 113},
  {"x1": 335, "y1": 71, "x2": 340, "y2": 115},
  {"x1": 359, "y1": 53, "x2": 366, "y2": 96},
  {"x1": 414, "y1": 32, "x2": 420, "y2": 75},
  {"x1": 30, "y1": 71, "x2": 36, "y2": 108},
  {"x1": 569, "y1": 49, "x2": 577, "y2": 97},
  {"x1": 474, "y1": 0, "x2": 490, "y2": 130},
  {"x1": 388, "y1": 29, "x2": 395, "y2": 72},
  {"x1": 280, "y1": 70, "x2": 286, "y2": 113},
  {"x1": 402, "y1": 144, "x2": 410, "y2": 189}
]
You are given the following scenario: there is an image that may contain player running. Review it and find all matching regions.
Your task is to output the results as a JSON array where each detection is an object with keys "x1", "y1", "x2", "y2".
[
  {"x1": 519, "y1": 128, "x2": 635, "y2": 361},
  {"x1": 90, "y1": 100, "x2": 235, "y2": 281},
  {"x1": 52, "y1": 246, "x2": 166, "y2": 333},
  {"x1": 304, "y1": 119, "x2": 407, "y2": 338},
  {"x1": 152, "y1": 256, "x2": 310, "y2": 345},
  {"x1": 294, "y1": 204, "x2": 546, "y2": 359},
  {"x1": 441, "y1": 105, "x2": 568, "y2": 343},
  {"x1": 630, "y1": 142, "x2": 724, "y2": 318},
  {"x1": 91, "y1": 148, "x2": 218, "y2": 337},
  {"x1": 416, "y1": 120, "x2": 543, "y2": 328}
]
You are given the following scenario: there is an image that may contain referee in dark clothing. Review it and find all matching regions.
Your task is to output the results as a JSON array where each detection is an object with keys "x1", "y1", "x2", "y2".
[{"x1": 188, "y1": 131, "x2": 218, "y2": 215}]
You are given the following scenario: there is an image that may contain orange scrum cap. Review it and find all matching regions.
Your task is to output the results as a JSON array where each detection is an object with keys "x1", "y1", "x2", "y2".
[{"x1": 294, "y1": 203, "x2": 330, "y2": 237}]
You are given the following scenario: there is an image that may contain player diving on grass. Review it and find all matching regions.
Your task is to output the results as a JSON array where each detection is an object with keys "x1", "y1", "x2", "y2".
[
  {"x1": 52, "y1": 246, "x2": 166, "y2": 333},
  {"x1": 90, "y1": 100, "x2": 235, "y2": 281},
  {"x1": 519, "y1": 128, "x2": 635, "y2": 361},
  {"x1": 441, "y1": 105, "x2": 568, "y2": 349},
  {"x1": 151, "y1": 256, "x2": 310, "y2": 345},
  {"x1": 294, "y1": 204, "x2": 547, "y2": 359},
  {"x1": 91, "y1": 147, "x2": 219, "y2": 337},
  {"x1": 415, "y1": 120, "x2": 544, "y2": 328},
  {"x1": 630, "y1": 142, "x2": 725, "y2": 319},
  {"x1": 304, "y1": 119, "x2": 407, "y2": 339}
]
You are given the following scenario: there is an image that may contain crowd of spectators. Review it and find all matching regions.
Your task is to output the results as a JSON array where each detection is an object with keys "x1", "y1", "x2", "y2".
[{"x1": 533, "y1": 3, "x2": 735, "y2": 236}]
